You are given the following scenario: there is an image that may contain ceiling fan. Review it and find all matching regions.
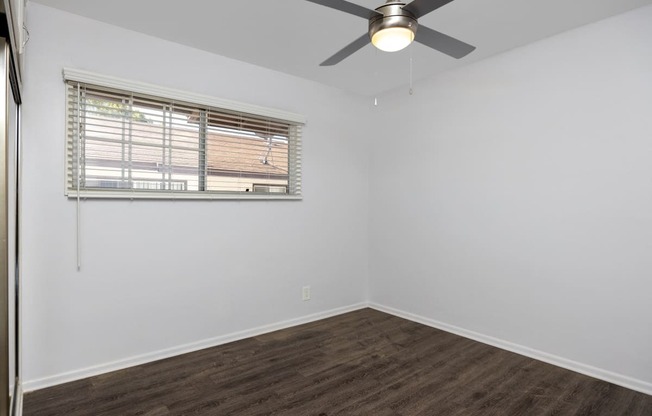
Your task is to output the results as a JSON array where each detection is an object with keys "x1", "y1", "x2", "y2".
[{"x1": 306, "y1": 0, "x2": 476, "y2": 66}]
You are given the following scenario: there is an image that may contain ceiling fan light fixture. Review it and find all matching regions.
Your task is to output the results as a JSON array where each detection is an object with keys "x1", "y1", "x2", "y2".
[
  {"x1": 368, "y1": 2, "x2": 418, "y2": 53},
  {"x1": 371, "y1": 27, "x2": 415, "y2": 52}
]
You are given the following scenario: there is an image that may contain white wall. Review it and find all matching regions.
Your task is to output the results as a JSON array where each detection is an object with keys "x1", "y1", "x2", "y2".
[
  {"x1": 22, "y1": 4, "x2": 370, "y2": 387},
  {"x1": 369, "y1": 5, "x2": 652, "y2": 389},
  {"x1": 22, "y1": 0, "x2": 652, "y2": 395}
]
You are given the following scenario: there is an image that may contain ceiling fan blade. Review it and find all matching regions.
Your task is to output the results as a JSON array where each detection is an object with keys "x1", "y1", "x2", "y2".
[
  {"x1": 305, "y1": 0, "x2": 381, "y2": 20},
  {"x1": 320, "y1": 33, "x2": 370, "y2": 66},
  {"x1": 402, "y1": 0, "x2": 455, "y2": 19},
  {"x1": 415, "y1": 26, "x2": 475, "y2": 59}
]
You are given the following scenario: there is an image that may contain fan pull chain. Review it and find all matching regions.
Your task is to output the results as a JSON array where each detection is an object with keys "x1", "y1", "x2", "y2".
[
  {"x1": 374, "y1": 46, "x2": 379, "y2": 106},
  {"x1": 409, "y1": 45, "x2": 414, "y2": 95}
]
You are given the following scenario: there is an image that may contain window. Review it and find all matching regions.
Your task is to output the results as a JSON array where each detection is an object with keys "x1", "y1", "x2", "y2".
[{"x1": 64, "y1": 69, "x2": 304, "y2": 199}]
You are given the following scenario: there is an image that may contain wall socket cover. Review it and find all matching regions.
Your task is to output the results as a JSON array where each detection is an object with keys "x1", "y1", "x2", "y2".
[{"x1": 302, "y1": 286, "x2": 311, "y2": 301}]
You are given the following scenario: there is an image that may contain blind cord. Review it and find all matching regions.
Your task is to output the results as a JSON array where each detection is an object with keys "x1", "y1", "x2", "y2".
[{"x1": 76, "y1": 84, "x2": 81, "y2": 271}]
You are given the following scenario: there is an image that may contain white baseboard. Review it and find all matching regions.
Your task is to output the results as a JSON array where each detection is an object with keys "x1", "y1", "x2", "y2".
[
  {"x1": 369, "y1": 302, "x2": 652, "y2": 397},
  {"x1": 23, "y1": 301, "x2": 652, "y2": 398},
  {"x1": 23, "y1": 302, "x2": 367, "y2": 393}
]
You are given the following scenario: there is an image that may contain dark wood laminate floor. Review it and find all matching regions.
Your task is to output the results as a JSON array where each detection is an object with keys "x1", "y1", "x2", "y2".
[{"x1": 24, "y1": 308, "x2": 652, "y2": 416}]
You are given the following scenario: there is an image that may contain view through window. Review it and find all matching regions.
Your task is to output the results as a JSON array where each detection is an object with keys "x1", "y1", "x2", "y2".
[{"x1": 66, "y1": 82, "x2": 302, "y2": 198}]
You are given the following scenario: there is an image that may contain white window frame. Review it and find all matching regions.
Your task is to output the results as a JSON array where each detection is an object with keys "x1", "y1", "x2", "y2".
[{"x1": 63, "y1": 68, "x2": 305, "y2": 200}]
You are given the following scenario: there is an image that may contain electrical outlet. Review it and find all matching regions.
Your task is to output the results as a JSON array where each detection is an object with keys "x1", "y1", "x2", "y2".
[{"x1": 302, "y1": 286, "x2": 311, "y2": 301}]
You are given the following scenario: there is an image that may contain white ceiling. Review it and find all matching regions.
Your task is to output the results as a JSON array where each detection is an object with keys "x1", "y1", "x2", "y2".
[{"x1": 32, "y1": 0, "x2": 652, "y2": 96}]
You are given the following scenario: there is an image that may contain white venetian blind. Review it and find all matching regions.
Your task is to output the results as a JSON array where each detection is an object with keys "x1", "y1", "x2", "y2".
[{"x1": 64, "y1": 71, "x2": 303, "y2": 199}]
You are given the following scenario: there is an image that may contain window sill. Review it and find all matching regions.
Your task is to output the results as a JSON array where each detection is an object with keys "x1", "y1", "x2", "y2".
[{"x1": 65, "y1": 190, "x2": 302, "y2": 201}]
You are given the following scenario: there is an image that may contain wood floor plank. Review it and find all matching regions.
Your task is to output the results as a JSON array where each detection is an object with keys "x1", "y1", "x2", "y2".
[{"x1": 23, "y1": 308, "x2": 652, "y2": 415}]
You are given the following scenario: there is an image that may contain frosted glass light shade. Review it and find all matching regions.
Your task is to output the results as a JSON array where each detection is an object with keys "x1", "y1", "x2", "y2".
[{"x1": 371, "y1": 27, "x2": 415, "y2": 52}]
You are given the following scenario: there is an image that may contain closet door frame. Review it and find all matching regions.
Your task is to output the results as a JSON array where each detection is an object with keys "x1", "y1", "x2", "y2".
[{"x1": 0, "y1": 36, "x2": 10, "y2": 416}]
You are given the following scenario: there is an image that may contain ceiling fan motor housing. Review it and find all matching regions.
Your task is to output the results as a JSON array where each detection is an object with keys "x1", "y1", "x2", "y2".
[{"x1": 368, "y1": 1, "x2": 418, "y2": 43}]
